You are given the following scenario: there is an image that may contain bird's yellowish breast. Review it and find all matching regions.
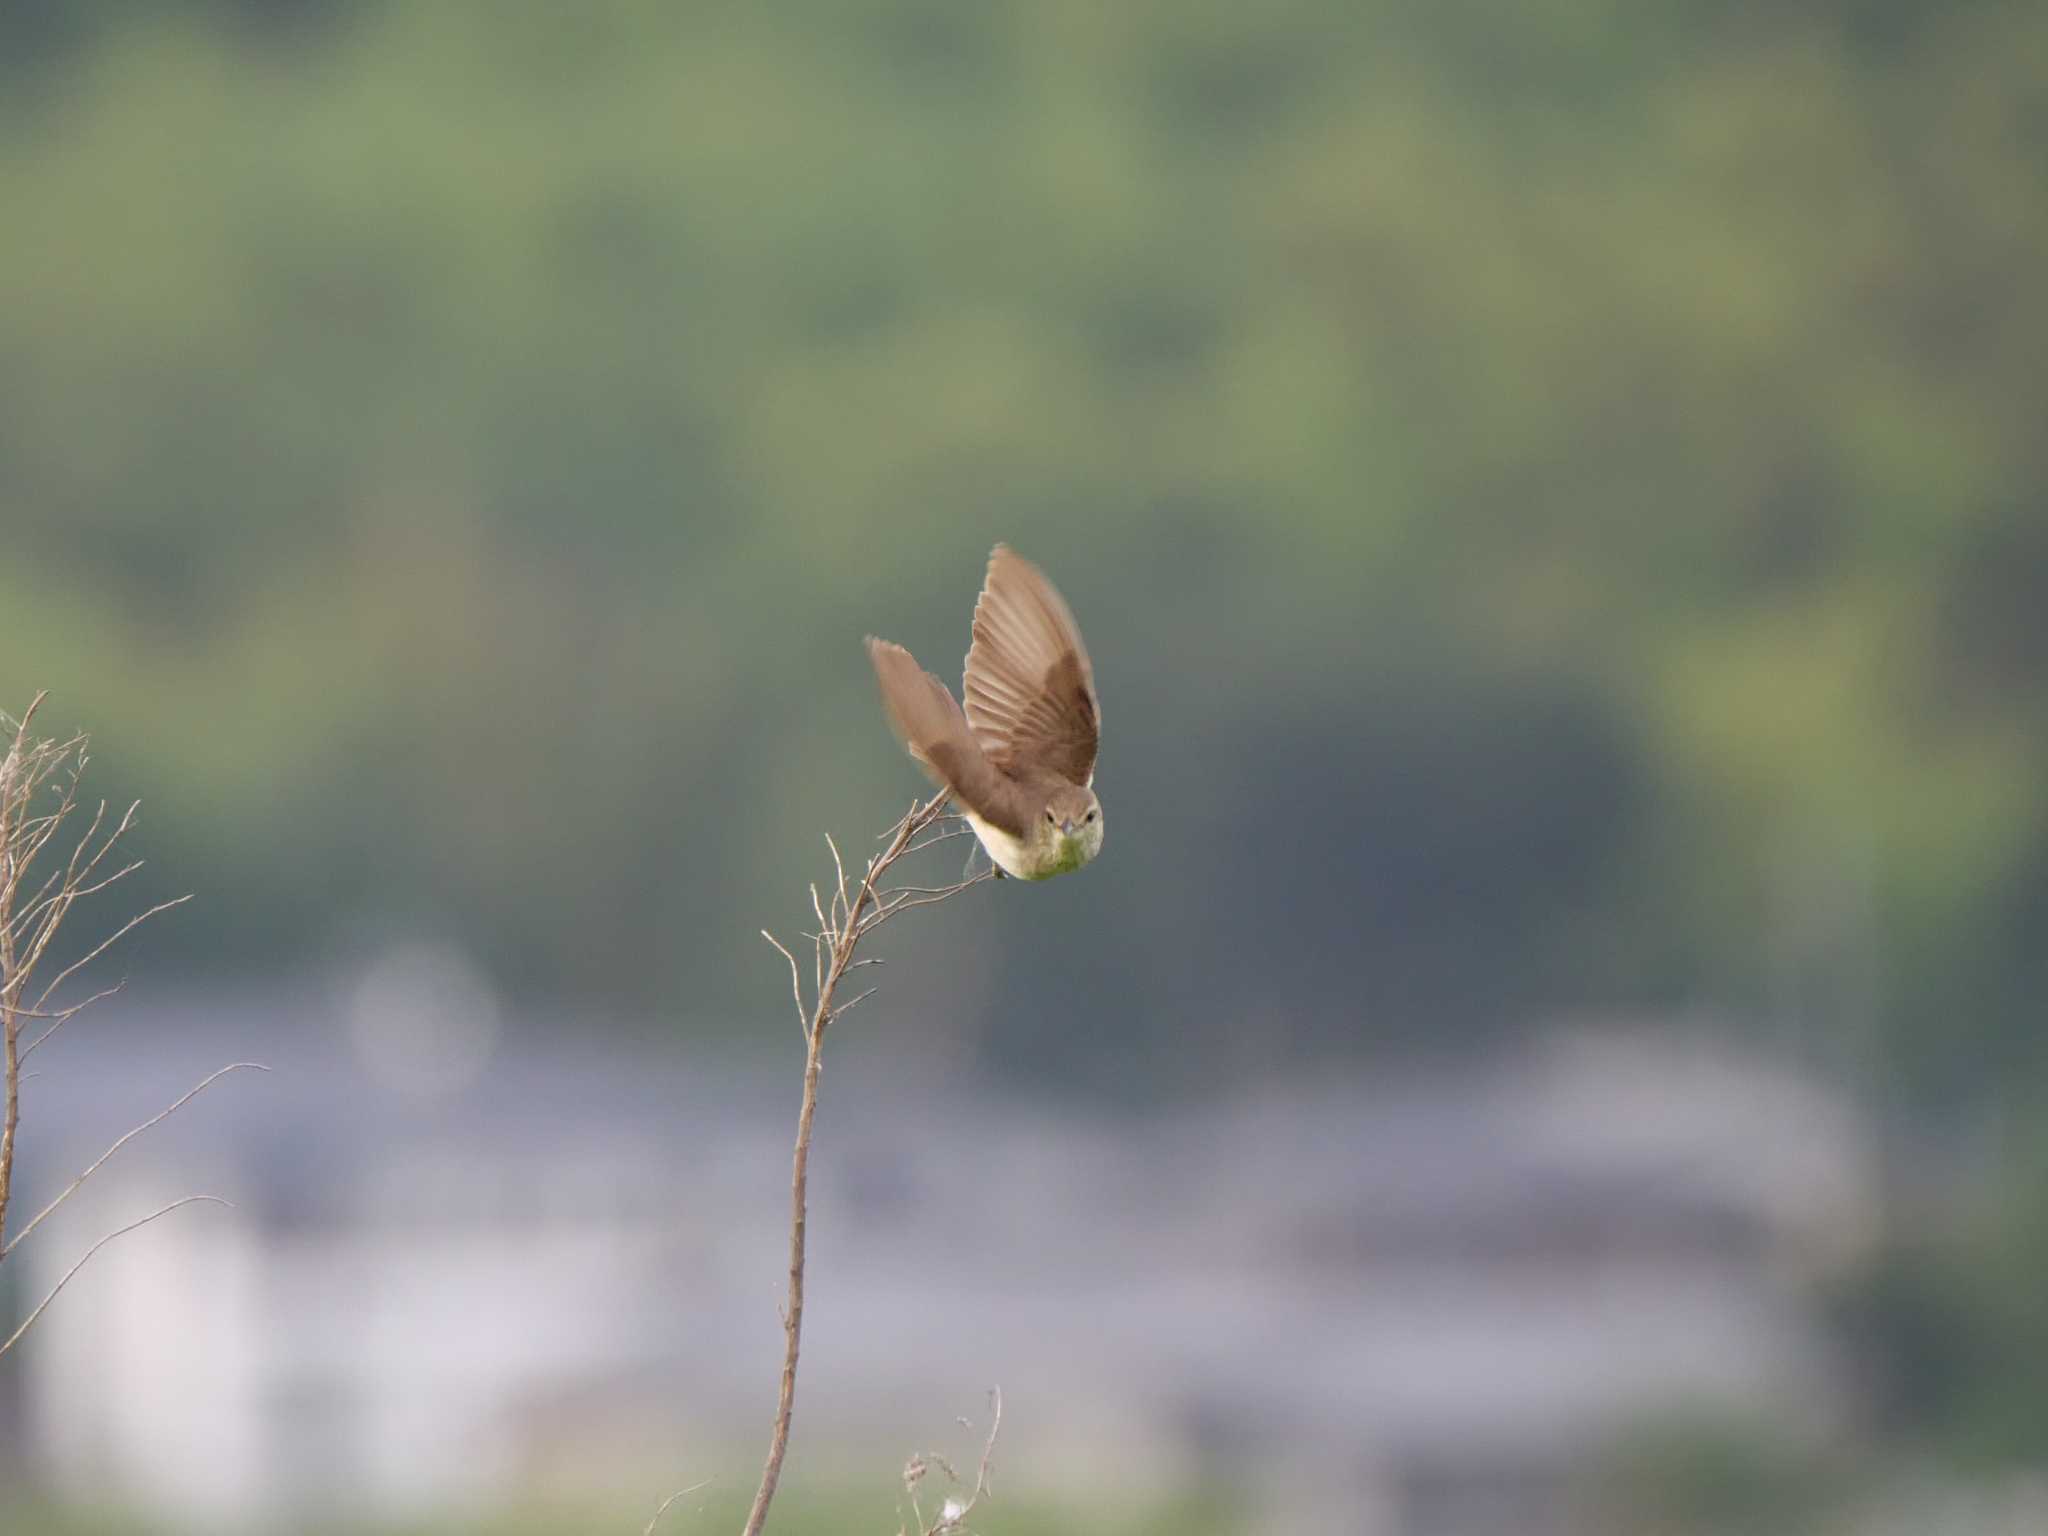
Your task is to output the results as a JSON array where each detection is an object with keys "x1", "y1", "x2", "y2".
[{"x1": 962, "y1": 811, "x2": 1098, "y2": 881}]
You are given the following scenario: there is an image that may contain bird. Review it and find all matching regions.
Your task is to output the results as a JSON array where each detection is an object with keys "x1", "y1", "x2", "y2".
[{"x1": 866, "y1": 545, "x2": 1103, "y2": 881}]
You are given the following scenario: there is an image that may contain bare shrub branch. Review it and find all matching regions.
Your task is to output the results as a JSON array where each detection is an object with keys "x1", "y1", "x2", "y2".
[
  {"x1": 737, "y1": 793, "x2": 995, "y2": 1536},
  {"x1": 900, "y1": 1388, "x2": 1003, "y2": 1536},
  {"x1": 0, "y1": 694, "x2": 250, "y2": 1357}
]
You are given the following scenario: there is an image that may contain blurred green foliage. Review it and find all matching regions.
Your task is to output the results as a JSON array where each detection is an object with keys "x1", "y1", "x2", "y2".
[
  {"x1": 0, "y1": 0, "x2": 2042, "y2": 1098},
  {"x1": 1831, "y1": 1105, "x2": 2048, "y2": 1470},
  {"x1": 1594, "y1": 1410, "x2": 1842, "y2": 1535}
]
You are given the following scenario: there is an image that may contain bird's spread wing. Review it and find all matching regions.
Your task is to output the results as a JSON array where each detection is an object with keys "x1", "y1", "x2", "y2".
[
  {"x1": 866, "y1": 637, "x2": 1032, "y2": 836},
  {"x1": 961, "y1": 545, "x2": 1100, "y2": 787}
]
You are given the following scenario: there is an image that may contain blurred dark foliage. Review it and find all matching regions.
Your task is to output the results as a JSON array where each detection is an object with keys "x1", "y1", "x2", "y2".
[
  {"x1": 1831, "y1": 1111, "x2": 2048, "y2": 1468},
  {"x1": 3, "y1": 0, "x2": 2039, "y2": 1093}
]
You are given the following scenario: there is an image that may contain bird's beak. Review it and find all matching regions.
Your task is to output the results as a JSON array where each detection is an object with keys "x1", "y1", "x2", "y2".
[{"x1": 1061, "y1": 818, "x2": 1076, "y2": 837}]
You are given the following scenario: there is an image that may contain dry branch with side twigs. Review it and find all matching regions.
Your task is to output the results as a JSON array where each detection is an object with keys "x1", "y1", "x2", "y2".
[
  {"x1": 733, "y1": 792, "x2": 995, "y2": 1536},
  {"x1": 899, "y1": 1388, "x2": 1003, "y2": 1536},
  {"x1": 0, "y1": 693, "x2": 252, "y2": 1359}
]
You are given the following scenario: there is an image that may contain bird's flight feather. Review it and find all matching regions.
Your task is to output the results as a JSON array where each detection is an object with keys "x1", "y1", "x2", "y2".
[{"x1": 961, "y1": 545, "x2": 1100, "y2": 787}]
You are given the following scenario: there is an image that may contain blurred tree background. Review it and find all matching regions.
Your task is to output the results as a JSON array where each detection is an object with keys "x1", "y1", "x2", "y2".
[
  {"x1": 5, "y1": 0, "x2": 2040, "y2": 1076},
  {"x1": 0, "y1": 0, "x2": 2044, "y2": 1504}
]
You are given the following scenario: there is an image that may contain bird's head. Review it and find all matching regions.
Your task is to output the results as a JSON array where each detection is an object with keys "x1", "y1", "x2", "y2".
[{"x1": 1041, "y1": 784, "x2": 1104, "y2": 865}]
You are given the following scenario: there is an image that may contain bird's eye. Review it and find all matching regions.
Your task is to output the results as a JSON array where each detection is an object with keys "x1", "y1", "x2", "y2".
[
  {"x1": 1045, "y1": 808, "x2": 1057, "y2": 824},
  {"x1": 1085, "y1": 809, "x2": 1096, "y2": 822}
]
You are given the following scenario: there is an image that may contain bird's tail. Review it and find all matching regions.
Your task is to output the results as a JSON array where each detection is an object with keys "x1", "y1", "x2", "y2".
[{"x1": 865, "y1": 637, "x2": 992, "y2": 802}]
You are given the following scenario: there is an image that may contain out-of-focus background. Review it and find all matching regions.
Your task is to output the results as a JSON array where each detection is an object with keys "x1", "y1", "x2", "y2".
[{"x1": 1, "y1": 2, "x2": 2044, "y2": 1533}]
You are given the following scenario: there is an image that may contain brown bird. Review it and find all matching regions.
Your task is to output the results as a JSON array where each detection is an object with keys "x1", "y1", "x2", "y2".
[{"x1": 867, "y1": 545, "x2": 1103, "y2": 881}]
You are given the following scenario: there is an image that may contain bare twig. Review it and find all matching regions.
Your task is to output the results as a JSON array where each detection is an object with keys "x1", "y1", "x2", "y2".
[
  {"x1": 826, "y1": 833, "x2": 850, "y2": 930},
  {"x1": 903, "y1": 825, "x2": 974, "y2": 857},
  {"x1": 21, "y1": 980, "x2": 131, "y2": 1058},
  {"x1": 31, "y1": 893, "x2": 194, "y2": 1014},
  {"x1": 865, "y1": 872, "x2": 995, "y2": 933},
  {"x1": 762, "y1": 930, "x2": 807, "y2": 1037},
  {"x1": 2, "y1": 1062, "x2": 266, "y2": 1258},
  {"x1": 738, "y1": 794, "x2": 992, "y2": 1536},
  {"x1": 0, "y1": 1195, "x2": 232, "y2": 1358},
  {"x1": 641, "y1": 1478, "x2": 713, "y2": 1536},
  {"x1": 829, "y1": 985, "x2": 880, "y2": 1021}
]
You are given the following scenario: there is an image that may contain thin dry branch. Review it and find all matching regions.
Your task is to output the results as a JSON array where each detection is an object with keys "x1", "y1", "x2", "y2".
[
  {"x1": 826, "y1": 833, "x2": 851, "y2": 929},
  {"x1": 5, "y1": 867, "x2": 71, "y2": 946},
  {"x1": 10, "y1": 980, "x2": 128, "y2": 1022},
  {"x1": 66, "y1": 857, "x2": 146, "y2": 902},
  {"x1": 903, "y1": 825, "x2": 974, "y2": 858},
  {"x1": 828, "y1": 984, "x2": 880, "y2": 1022},
  {"x1": 21, "y1": 980, "x2": 131, "y2": 1058},
  {"x1": 762, "y1": 930, "x2": 807, "y2": 1037},
  {"x1": 641, "y1": 1478, "x2": 713, "y2": 1536},
  {"x1": 31, "y1": 893, "x2": 194, "y2": 1014},
  {"x1": 0, "y1": 1195, "x2": 232, "y2": 1358},
  {"x1": 864, "y1": 872, "x2": 995, "y2": 933},
  {"x1": 737, "y1": 793, "x2": 993, "y2": 1536},
  {"x1": 2, "y1": 1062, "x2": 267, "y2": 1259}
]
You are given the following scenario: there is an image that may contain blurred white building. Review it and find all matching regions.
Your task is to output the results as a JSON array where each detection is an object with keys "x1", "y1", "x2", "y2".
[{"x1": 4, "y1": 981, "x2": 1874, "y2": 1535}]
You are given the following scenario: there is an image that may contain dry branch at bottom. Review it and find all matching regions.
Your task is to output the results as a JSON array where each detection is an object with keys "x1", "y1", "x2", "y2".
[
  {"x1": 900, "y1": 1387, "x2": 1003, "y2": 1536},
  {"x1": 732, "y1": 793, "x2": 994, "y2": 1536}
]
